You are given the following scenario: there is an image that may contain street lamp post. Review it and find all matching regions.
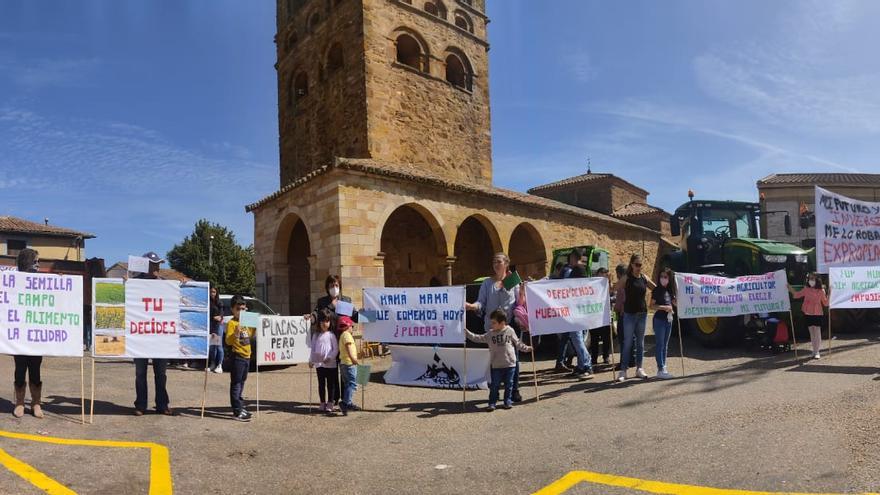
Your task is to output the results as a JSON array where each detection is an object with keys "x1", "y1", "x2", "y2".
[{"x1": 209, "y1": 235, "x2": 214, "y2": 267}]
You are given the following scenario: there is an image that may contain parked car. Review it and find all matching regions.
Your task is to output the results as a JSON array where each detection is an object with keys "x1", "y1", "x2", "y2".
[{"x1": 218, "y1": 295, "x2": 279, "y2": 371}]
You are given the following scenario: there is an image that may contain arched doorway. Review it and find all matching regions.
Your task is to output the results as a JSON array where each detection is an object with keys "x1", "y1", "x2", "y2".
[
  {"x1": 453, "y1": 215, "x2": 501, "y2": 285},
  {"x1": 509, "y1": 223, "x2": 547, "y2": 281},
  {"x1": 380, "y1": 204, "x2": 447, "y2": 287},
  {"x1": 286, "y1": 219, "x2": 311, "y2": 315}
]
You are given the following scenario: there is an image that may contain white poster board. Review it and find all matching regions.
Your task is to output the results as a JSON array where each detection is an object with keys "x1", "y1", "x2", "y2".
[
  {"x1": 815, "y1": 186, "x2": 880, "y2": 273},
  {"x1": 383, "y1": 345, "x2": 490, "y2": 390},
  {"x1": 256, "y1": 316, "x2": 311, "y2": 366},
  {"x1": 524, "y1": 277, "x2": 611, "y2": 336},
  {"x1": 127, "y1": 255, "x2": 151, "y2": 274},
  {"x1": 675, "y1": 270, "x2": 790, "y2": 319},
  {"x1": 361, "y1": 287, "x2": 465, "y2": 344},
  {"x1": 0, "y1": 272, "x2": 83, "y2": 356},
  {"x1": 829, "y1": 266, "x2": 880, "y2": 309}
]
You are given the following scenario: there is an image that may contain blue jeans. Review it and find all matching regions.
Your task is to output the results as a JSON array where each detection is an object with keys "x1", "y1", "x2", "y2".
[
  {"x1": 489, "y1": 366, "x2": 516, "y2": 406},
  {"x1": 209, "y1": 343, "x2": 224, "y2": 369},
  {"x1": 134, "y1": 358, "x2": 169, "y2": 412},
  {"x1": 565, "y1": 330, "x2": 591, "y2": 371},
  {"x1": 621, "y1": 313, "x2": 647, "y2": 370},
  {"x1": 229, "y1": 356, "x2": 249, "y2": 412},
  {"x1": 340, "y1": 364, "x2": 357, "y2": 407},
  {"x1": 653, "y1": 314, "x2": 672, "y2": 370}
]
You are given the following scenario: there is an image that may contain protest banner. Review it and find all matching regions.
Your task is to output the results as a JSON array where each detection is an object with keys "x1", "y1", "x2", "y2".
[
  {"x1": 256, "y1": 315, "x2": 311, "y2": 366},
  {"x1": 0, "y1": 271, "x2": 83, "y2": 357},
  {"x1": 383, "y1": 345, "x2": 490, "y2": 390},
  {"x1": 524, "y1": 277, "x2": 610, "y2": 336},
  {"x1": 361, "y1": 287, "x2": 466, "y2": 344},
  {"x1": 91, "y1": 278, "x2": 209, "y2": 359},
  {"x1": 675, "y1": 270, "x2": 790, "y2": 318},
  {"x1": 829, "y1": 266, "x2": 880, "y2": 309},
  {"x1": 815, "y1": 186, "x2": 880, "y2": 274}
]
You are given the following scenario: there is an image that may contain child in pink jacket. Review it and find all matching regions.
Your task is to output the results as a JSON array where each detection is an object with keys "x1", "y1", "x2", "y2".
[{"x1": 789, "y1": 273, "x2": 829, "y2": 359}]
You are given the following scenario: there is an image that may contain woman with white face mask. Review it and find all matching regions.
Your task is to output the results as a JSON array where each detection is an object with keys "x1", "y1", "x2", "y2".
[
  {"x1": 788, "y1": 273, "x2": 829, "y2": 359},
  {"x1": 304, "y1": 274, "x2": 355, "y2": 411},
  {"x1": 650, "y1": 267, "x2": 676, "y2": 379}
]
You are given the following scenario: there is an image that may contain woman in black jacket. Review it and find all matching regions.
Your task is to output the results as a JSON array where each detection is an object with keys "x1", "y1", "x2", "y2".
[{"x1": 11, "y1": 248, "x2": 45, "y2": 418}]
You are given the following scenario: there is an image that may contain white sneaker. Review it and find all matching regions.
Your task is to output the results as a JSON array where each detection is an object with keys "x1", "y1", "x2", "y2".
[
  {"x1": 636, "y1": 368, "x2": 648, "y2": 379},
  {"x1": 813, "y1": 353, "x2": 821, "y2": 360},
  {"x1": 213, "y1": 365, "x2": 223, "y2": 373},
  {"x1": 656, "y1": 368, "x2": 674, "y2": 380},
  {"x1": 617, "y1": 371, "x2": 627, "y2": 382}
]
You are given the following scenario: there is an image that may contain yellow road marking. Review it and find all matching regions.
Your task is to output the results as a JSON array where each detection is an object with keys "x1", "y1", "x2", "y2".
[
  {"x1": 0, "y1": 447, "x2": 77, "y2": 495},
  {"x1": 533, "y1": 470, "x2": 880, "y2": 495},
  {"x1": 0, "y1": 430, "x2": 172, "y2": 495}
]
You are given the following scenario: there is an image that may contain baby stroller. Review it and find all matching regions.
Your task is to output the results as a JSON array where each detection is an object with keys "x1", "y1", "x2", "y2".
[{"x1": 763, "y1": 318, "x2": 791, "y2": 354}]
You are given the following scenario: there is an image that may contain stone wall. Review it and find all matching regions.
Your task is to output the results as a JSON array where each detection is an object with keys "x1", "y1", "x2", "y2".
[
  {"x1": 253, "y1": 169, "x2": 664, "y2": 313},
  {"x1": 362, "y1": 0, "x2": 493, "y2": 185},
  {"x1": 534, "y1": 181, "x2": 648, "y2": 215}
]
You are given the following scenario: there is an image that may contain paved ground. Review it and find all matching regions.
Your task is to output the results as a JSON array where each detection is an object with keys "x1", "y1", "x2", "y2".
[{"x1": 1, "y1": 327, "x2": 880, "y2": 495}]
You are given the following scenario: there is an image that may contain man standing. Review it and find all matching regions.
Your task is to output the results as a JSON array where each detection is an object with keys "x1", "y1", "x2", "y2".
[
  {"x1": 563, "y1": 248, "x2": 592, "y2": 377},
  {"x1": 133, "y1": 251, "x2": 174, "y2": 416}
]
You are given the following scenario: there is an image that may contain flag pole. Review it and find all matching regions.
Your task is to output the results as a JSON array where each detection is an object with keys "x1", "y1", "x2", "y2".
[
  {"x1": 80, "y1": 357, "x2": 85, "y2": 425},
  {"x1": 676, "y1": 317, "x2": 685, "y2": 376},
  {"x1": 528, "y1": 333, "x2": 539, "y2": 401},
  {"x1": 462, "y1": 339, "x2": 468, "y2": 411},
  {"x1": 827, "y1": 309, "x2": 833, "y2": 357},
  {"x1": 788, "y1": 310, "x2": 799, "y2": 360},
  {"x1": 200, "y1": 358, "x2": 209, "y2": 419}
]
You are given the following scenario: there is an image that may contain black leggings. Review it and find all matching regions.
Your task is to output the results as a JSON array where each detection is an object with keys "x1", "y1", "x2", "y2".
[
  {"x1": 316, "y1": 367, "x2": 339, "y2": 404},
  {"x1": 14, "y1": 355, "x2": 42, "y2": 387}
]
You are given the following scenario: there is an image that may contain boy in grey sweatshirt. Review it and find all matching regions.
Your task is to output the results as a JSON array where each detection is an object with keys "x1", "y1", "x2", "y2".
[{"x1": 466, "y1": 309, "x2": 532, "y2": 411}]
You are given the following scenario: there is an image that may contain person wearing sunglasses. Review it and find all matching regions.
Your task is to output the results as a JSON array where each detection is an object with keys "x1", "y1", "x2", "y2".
[
  {"x1": 615, "y1": 254, "x2": 656, "y2": 382},
  {"x1": 11, "y1": 248, "x2": 46, "y2": 418}
]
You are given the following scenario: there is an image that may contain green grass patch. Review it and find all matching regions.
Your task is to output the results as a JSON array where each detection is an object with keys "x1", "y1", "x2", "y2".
[{"x1": 95, "y1": 282, "x2": 125, "y2": 305}]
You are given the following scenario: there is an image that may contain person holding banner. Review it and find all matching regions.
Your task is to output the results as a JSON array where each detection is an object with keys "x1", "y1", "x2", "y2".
[
  {"x1": 11, "y1": 248, "x2": 45, "y2": 418},
  {"x1": 465, "y1": 309, "x2": 532, "y2": 411},
  {"x1": 465, "y1": 252, "x2": 524, "y2": 402},
  {"x1": 226, "y1": 296, "x2": 254, "y2": 421},
  {"x1": 788, "y1": 273, "x2": 829, "y2": 360},
  {"x1": 650, "y1": 268, "x2": 676, "y2": 379},
  {"x1": 208, "y1": 287, "x2": 224, "y2": 373},
  {"x1": 310, "y1": 308, "x2": 339, "y2": 414},
  {"x1": 559, "y1": 248, "x2": 593, "y2": 377},
  {"x1": 131, "y1": 252, "x2": 174, "y2": 416},
  {"x1": 589, "y1": 267, "x2": 613, "y2": 366},
  {"x1": 616, "y1": 254, "x2": 656, "y2": 382}
]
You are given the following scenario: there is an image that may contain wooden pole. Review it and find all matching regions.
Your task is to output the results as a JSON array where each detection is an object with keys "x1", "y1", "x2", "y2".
[
  {"x1": 89, "y1": 358, "x2": 95, "y2": 424},
  {"x1": 827, "y1": 309, "x2": 833, "y2": 356},
  {"x1": 676, "y1": 317, "x2": 685, "y2": 377},
  {"x1": 308, "y1": 365, "x2": 313, "y2": 415},
  {"x1": 788, "y1": 310, "x2": 799, "y2": 360},
  {"x1": 80, "y1": 357, "x2": 85, "y2": 425},
  {"x1": 609, "y1": 318, "x2": 617, "y2": 382},
  {"x1": 462, "y1": 340, "x2": 468, "y2": 411},
  {"x1": 528, "y1": 333, "x2": 539, "y2": 401},
  {"x1": 200, "y1": 358, "x2": 208, "y2": 419},
  {"x1": 256, "y1": 364, "x2": 260, "y2": 419}
]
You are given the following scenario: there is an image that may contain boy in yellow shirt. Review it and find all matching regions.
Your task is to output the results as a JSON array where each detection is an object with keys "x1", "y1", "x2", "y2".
[
  {"x1": 337, "y1": 316, "x2": 359, "y2": 416},
  {"x1": 225, "y1": 296, "x2": 254, "y2": 421}
]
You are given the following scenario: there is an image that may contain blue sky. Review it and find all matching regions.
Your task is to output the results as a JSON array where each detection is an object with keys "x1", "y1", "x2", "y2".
[{"x1": 2, "y1": 1, "x2": 879, "y2": 264}]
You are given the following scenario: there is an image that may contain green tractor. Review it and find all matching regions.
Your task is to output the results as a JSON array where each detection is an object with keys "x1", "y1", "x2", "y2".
[
  {"x1": 551, "y1": 246, "x2": 611, "y2": 277},
  {"x1": 664, "y1": 194, "x2": 810, "y2": 347}
]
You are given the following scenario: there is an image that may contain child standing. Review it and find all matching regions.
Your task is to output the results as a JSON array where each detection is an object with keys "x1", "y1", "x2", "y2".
[
  {"x1": 225, "y1": 295, "x2": 254, "y2": 421},
  {"x1": 310, "y1": 308, "x2": 339, "y2": 415},
  {"x1": 650, "y1": 267, "x2": 676, "y2": 379},
  {"x1": 466, "y1": 309, "x2": 532, "y2": 411},
  {"x1": 789, "y1": 273, "x2": 829, "y2": 359},
  {"x1": 337, "y1": 316, "x2": 360, "y2": 416}
]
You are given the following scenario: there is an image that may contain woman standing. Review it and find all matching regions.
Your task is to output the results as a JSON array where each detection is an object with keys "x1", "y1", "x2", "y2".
[
  {"x1": 650, "y1": 268, "x2": 676, "y2": 379},
  {"x1": 789, "y1": 273, "x2": 829, "y2": 359},
  {"x1": 465, "y1": 252, "x2": 523, "y2": 402},
  {"x1": 305, "y1": 275, "x2": 356, "y2": 410},
  {"x1": 12, "y1": 248, "x2": 45, "y2": 418},
  {"x1": 616, "y1": 254, "x2": 656, "y2": 382},
  {"x1": 208, "y1": 287, "x2": 224, "y2": 373}
]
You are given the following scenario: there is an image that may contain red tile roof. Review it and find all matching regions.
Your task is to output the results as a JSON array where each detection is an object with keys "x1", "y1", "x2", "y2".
[
  {"x1": 527, "y1": 172, "x2": 649, "y2": 196},
  {"x1": 245, "y1": 158, "x2": 661, "y2": 234},
  {"x1": 0, "y1": 216, "x2": 95, "y2": 238},
  {"x1": 757, "y1": 173, "x2": 880, "y2": 186},
  {"x1": 612, "y1": 202, "x2": 669, "y2": 218}
]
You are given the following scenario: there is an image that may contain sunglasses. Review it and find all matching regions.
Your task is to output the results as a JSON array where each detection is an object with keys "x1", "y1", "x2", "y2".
[{"x1": 633, "y1": 263, "x2": 642, "y2": 267}]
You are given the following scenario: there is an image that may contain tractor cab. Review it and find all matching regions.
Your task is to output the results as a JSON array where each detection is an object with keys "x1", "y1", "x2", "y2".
[{"x1": 670, "y1": 200, "x2": 762, "y2": 274}]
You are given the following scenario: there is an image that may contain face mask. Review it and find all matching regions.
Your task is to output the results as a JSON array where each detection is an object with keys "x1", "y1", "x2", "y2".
[
  {"x1": 328, "y1": 287, "x2": 340, "y2": 298},
  {"x1": 808, "y1": 280, "x2": 816, "y2": 288},
  {"x1": 660, "y1": 277, "x2": 669, "y2": 287}
]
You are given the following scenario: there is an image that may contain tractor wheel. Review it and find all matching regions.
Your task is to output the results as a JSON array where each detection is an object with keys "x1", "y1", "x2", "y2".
[{"x1": 688, "y1": 316, "x2": 737, "y2": 348}]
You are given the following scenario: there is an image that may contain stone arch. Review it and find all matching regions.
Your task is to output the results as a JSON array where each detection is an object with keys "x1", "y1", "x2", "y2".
[
  {"x1": 290, "y1": 71, "x2": 308, "y2": 107},
  {"x1": 453, "y1": 214, "x2": 502, "y2": 285},
  {"x1": 272, "y1": 213, "x2": 314, "y2": 315},
  {"x1": 508, "y1": 222, "x2": 548, "y2": 281},
  {"x1": 444, "y1": 49, "x2": 472, "y2": 90},
  {"x1": 453, "y1": 10, "x2": 473, "y2": 33},
  {"x1": 286, "y1": 30, "x2": 299, "y2": 51},
  {"x1": 379, "y1": 203, "x2": 448, "y2": 288},
  {"x1": 424, "y1": 1, "x2": 447, "y2": 19},
  {"x1": 325, "y1": 41, "x2": 344, "y2": 74},
  {"x1": 393, "y1": 27, "x2": 430, "y2": 73}
]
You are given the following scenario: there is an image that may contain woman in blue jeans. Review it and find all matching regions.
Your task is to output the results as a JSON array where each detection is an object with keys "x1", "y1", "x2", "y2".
[
  {"x1": 650, "y1": 268, "x2": 676, "y2": 379},
  {"x1": 616, "y1": 254, "x2": 656, "y2": 382},
  {"x1": 208, "y1": 287, "x2": 224, "y2": 373}
]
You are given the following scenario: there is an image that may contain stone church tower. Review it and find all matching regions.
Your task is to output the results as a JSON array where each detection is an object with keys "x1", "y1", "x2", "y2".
[
  {"x1": 250, "y1": 0, "x2": 665, "y2": 316},
  {"x1": 276, "y1": 0, "x2": 492, "y2": 186}
]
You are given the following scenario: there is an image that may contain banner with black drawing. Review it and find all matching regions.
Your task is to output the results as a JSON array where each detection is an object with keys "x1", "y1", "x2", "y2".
[{"x1": 383, "y1": 345, "x2": 490, "y2": 390}]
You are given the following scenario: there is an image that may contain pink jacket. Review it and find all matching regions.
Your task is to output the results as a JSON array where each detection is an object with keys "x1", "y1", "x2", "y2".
[{"x1": 792, "y1": 287, "x2": 828, "y2": 316}]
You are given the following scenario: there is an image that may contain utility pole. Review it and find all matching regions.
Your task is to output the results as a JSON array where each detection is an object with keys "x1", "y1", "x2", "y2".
[{"x1": 209, "y1": 235, "x2": 214, "y2": 267}]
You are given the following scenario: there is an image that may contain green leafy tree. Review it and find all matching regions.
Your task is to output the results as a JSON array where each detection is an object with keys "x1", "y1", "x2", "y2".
[{"x1": 167, "y1": 220, "x2": 255, "y2": 296}]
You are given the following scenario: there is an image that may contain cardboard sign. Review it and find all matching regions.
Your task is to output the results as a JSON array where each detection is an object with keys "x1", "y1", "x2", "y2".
[
  {"x1": 356, "y1": 364, "x2": 372, "y2": 386},
  {"x1": 335, "y1": 300, "x2": 354, "y2": 317},
  {"x1": 524, "y1": 277, "x2": 611, "y2": 336},
  {"x1": 361, "y1": 287, "x2": 465, "y2": 344},
  {"x1": 256, "y1": 315, "x2": 311, "y2": 366},
  {"x1": 0, "y1": 272, "x2": 84, "y2": 357},
  {"x1": 815, "y1": 186, "x2": 880, "y2": 273},
  {"x1": 829, "y1": 266, "x2": 880, "y2": 309},
  {"x1": 675, "y1": 270, "x2": 790, "y2": 319},
  {"x1": 240, "y1": 311, "x2": 260, "y2": 329}
]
